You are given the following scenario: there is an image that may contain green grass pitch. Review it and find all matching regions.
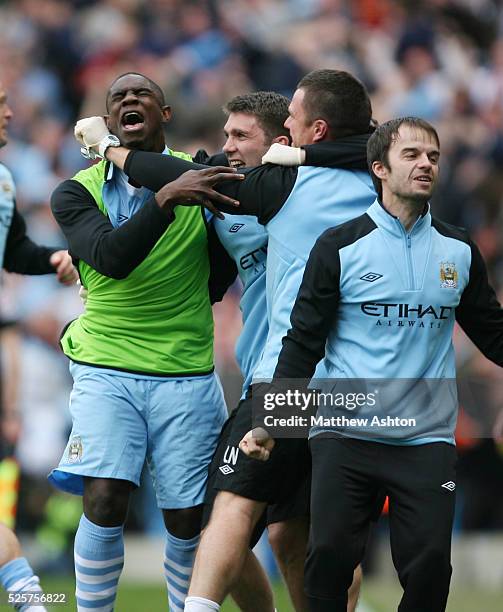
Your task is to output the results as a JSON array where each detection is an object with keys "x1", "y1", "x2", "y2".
[{"x1": 36, "y1": 577, "x2": 503, "y2": 611}]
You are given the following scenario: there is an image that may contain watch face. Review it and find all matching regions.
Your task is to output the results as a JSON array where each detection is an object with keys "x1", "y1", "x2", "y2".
[{"x1": 98, "y1": 135, "x2": 121, "y2": 158}]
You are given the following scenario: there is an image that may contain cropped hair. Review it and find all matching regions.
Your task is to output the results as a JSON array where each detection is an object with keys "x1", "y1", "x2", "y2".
[
  {"x1": 223, "y1": 91, "x2": 290, "y2": 142},
  {"x1": 367, "y1": 117, "x2": 439, "y2": 198},
  {"x1": 106, "y1": 73, "x2": 166, "y2": 110},
  {"x1": 297, "y1": 69, "x2": 372, "y2": 139}
]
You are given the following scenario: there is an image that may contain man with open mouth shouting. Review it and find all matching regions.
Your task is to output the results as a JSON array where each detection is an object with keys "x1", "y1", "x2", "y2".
[{"x1": 49, "y1": 72, "x2": 242, "y2": 612}]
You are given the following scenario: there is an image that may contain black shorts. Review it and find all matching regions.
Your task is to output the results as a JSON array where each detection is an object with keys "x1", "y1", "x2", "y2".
[
  {"x1": 266, "y1": 457, "x2": 310, "y2": 526},
  {"x1": 263, "y1": 440, "x2": 383, "y2": 527},
  {"x1": 203, "y1": 393, "x2": 311, "y2": 547}
]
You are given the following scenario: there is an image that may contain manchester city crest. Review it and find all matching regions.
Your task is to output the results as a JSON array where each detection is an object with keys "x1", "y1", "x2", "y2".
[
  {"x1": 1, "y1": 180, "x2": 13, "y2": 195},
  {"x1": 67, "y1": 435, "x2": 83, "y2": 463},
  {"x1": 440, "y1": 262, "x2": 457, "y2": 288}
]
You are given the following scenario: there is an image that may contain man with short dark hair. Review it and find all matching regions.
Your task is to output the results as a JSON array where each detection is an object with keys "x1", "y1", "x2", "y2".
[
  {"x1": 222, "y1": 91, "x2": 291, "y2": 158},
  {"x1": 184, "y1": 70, "x2": 375, "y2": 612},
  {"x1": 75, "y1": 68, "x2": 377, "y2": 612},
  {"x1": 49, "y1": 72, "x2": 241, "y2": 612},
  {"x1": 287, "y1": 69, "x2": 372, "y2": 144},
  {"x1": 204, "y1": 90, "x2": 360, "y2": 612},
  {"x1": 204, "y1": 90, "x2": 290, "y2": 612},
  {"x1": 247, "y1": 116, "x2": 503, "y2": 611}
]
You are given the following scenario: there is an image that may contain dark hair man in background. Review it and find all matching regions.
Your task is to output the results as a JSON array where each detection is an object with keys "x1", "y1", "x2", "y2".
[{"x1": 246, "y1": 117, "x2": 503, "y2": 611}]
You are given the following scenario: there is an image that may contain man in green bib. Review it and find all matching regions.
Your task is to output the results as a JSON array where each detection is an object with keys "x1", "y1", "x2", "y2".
[{"x1": 49, "y1": 73, "x2": 241, "y2": 612}]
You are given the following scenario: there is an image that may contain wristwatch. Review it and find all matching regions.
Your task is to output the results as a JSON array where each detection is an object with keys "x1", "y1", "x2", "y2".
[
  {"x1": 80, "y1": 134, "x2": 121, "y2": 161},
  {"x1": 98, "y1": 134, "x2": 121, "y2": 158}
]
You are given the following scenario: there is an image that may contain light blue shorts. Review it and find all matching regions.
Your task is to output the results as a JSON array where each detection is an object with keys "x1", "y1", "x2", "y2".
[{"x1": 49, "y1": 363, "x2": 227, "y2": 509}]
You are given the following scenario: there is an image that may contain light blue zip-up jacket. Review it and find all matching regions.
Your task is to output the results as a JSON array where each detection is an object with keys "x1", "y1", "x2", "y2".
[{"x1": 275, "y1": 200, "x2": 503, "y2": 444}]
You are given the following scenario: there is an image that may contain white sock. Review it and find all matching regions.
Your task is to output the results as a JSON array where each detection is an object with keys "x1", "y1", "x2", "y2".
[{"x1": 184, "y1": 596, "x2": 220, "y2": 611}]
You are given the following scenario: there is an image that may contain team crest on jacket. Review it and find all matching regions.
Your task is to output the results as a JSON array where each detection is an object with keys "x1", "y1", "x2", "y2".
[{"x1": 440, "y1": 262, "x2": 458, "y2": 288}]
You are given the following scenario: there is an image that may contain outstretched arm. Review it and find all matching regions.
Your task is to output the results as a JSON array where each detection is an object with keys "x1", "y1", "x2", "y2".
[
  {"x1": 124, "y1": 151, "x2": 296, "y2": 223},
  {"x1": 75, "y1": 115, "x2": 242, "y2": 209},
  {"x1": 75, "y1": 116, "x2": 297, "y2": 223}
]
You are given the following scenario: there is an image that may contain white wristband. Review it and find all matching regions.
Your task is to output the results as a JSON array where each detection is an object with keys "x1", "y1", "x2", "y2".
[{"x1": 261, "y1": 143, "x2": 305, "y2": 166}]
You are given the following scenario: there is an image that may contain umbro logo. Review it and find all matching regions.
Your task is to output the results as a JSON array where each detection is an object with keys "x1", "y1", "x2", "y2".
[
  {"x1": 360, "y1": 272, "x2": 383, "y2": 283},
  {"x1": 229, "y1": 223, "x2": 244, "y2": 233},
  {"x1": 219, "y1": 464, "x2": 234, "y2": 475},
  {"x1": 441, "y1": 481, "x2": 456, "y2": 491},
  {"x1": 118, "y1": 214, "x2": 129, "y2": 224}
]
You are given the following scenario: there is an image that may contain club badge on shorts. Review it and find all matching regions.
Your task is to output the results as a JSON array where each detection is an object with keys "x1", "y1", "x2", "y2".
[
  {"x1": 440, "y1": 262, "x2": 457, "y2": 289},
  {"x1": 1, "y1": 180, "x2": 13, "y2": 196},
  {"x1": 67, "y1": 436, "x2": 83, "y2": 463}
]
